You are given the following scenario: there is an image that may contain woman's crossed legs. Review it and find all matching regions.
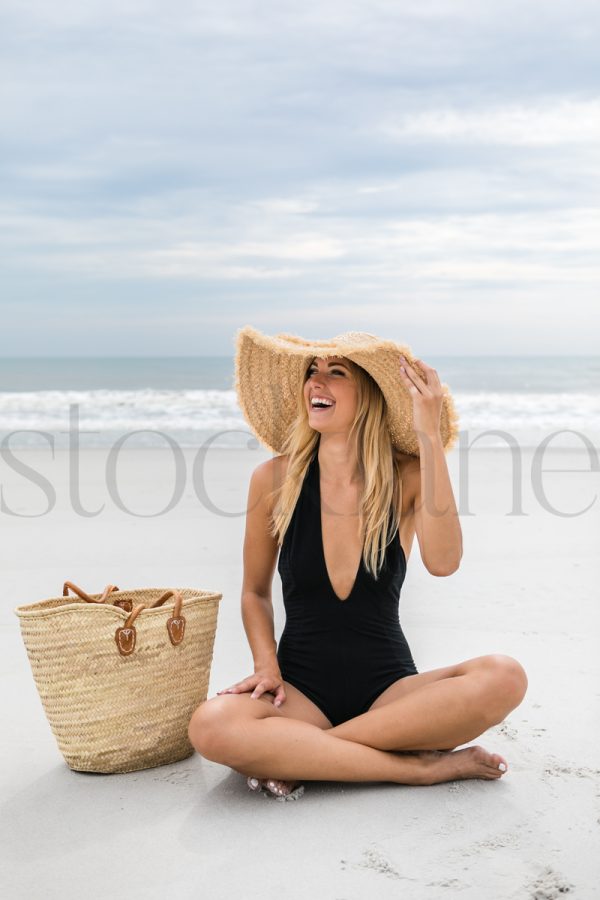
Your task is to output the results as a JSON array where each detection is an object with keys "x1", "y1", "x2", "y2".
[{"x1": 187, "y1": 653, "x2": 528, "y2": 794}]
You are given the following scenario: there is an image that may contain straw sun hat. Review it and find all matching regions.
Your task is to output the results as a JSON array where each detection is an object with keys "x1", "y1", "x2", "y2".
[{"x1": 234, "y1": 325, "x2": 460, "y2": 458}]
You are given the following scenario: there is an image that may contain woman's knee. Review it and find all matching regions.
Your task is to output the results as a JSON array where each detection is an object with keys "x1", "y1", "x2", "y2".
[
  {"x1": 188, "y1": 693, "x2": 275, "y2": 763},
  {"x1": 188, "y1": 695, "x2": 240, "y2": 762},
  {"x1": 480, "y1": 654, "x2": 528, "y2": 717}
]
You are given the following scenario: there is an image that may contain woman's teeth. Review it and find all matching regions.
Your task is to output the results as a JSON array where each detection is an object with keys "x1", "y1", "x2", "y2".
[{"x1": 311, "y1": 398, "x2": 335, "y2": 410}]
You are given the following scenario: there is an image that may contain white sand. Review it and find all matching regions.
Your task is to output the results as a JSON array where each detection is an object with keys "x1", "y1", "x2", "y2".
[{"x1": 1, "y1": 445, "x2": 599, "y2": 899}]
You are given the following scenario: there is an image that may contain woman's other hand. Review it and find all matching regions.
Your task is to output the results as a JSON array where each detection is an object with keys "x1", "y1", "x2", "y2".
[
  {"x1": 216, "y1": 668, "x2": 286, "y2": 707},
  {"x1": 399, "y1": 355, "x2": 444, "y2": 441}
]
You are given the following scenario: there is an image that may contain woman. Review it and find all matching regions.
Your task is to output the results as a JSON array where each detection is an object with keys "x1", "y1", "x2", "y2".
[{"x1": 188, "y1": 326, "x2": 528, "y2": 799}]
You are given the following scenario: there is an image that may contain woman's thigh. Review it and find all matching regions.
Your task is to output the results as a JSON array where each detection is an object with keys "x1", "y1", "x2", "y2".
[
  {"x1": 194, "y1": 679, "x2": 332, "y2": 730},
  {"x1": 251, "y1": 680, "x2": 333, "y2": 729},
  {"x1": 367, "y1": 654, "x2": 492, "y2": 712},
  {"x1": 189, "y1": 680, "x2": 332, "y2": 761}
]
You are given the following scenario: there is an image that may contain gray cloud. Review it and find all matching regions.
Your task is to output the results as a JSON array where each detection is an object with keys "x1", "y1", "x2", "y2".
[{"x1": 1, "y1": 0, "x2": 599, "y2": 354}]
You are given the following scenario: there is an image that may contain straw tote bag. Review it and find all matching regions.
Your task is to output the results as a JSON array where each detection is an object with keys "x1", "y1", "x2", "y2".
[{"x1": 14, "y1": 581, "x2": 222, "y2": 774}]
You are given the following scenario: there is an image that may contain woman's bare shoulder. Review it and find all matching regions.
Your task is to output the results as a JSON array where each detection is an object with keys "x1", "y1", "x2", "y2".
[
  {"x1": 250, "y1": 455, "x2": 291, "y2": 508},
  {"x1": 253, "y1": 454, "x2": 290, "y2": 481}
]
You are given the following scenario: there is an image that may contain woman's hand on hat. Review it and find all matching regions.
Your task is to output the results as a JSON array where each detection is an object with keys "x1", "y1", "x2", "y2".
[
  {"x1": 216, "y1": 669, "x2": 286, "y2": 707},
  {"x1": 399, "y1": 355, "x2": 444, "y2": 441}
]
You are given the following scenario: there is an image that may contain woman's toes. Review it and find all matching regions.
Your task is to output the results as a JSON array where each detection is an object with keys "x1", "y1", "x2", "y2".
[
  {"x1": 267, "y1": 778, "x2": 300, "y2": 796},
  {"x1": 479, "y1": 749, "x2": 508, "y2": 777},
  {"x1": 247, "y1": 775, "x2": 302, "y2": 798},
  {"x1": 268, "y1": 779, "x2": 290, "y2": 795},
  {"x1": 247, "y1": 776, "x2": 290, "y2": 796},
  {"x1": 488, "y1": 752, "x2": 508, "y2": 773}
]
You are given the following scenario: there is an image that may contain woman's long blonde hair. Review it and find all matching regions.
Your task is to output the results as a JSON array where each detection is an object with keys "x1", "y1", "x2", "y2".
[{"x1": 267, "y1": 356, "x2": 404, "y2": 579}]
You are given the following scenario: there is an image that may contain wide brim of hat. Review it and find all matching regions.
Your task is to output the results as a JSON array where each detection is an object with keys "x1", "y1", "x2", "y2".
[{"x1": 233, "y1": 325, "x2": 460, "y2": 457}]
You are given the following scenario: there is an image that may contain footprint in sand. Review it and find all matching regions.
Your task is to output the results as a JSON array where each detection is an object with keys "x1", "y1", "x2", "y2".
[{"x1": 528, "y1": 864, "x2": 574, "y2": 898}]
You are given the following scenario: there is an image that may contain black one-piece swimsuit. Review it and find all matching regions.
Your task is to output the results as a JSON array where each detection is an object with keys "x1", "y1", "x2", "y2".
[{"x1": 276, "y1": 448, "x2": 419, "y2": 727}]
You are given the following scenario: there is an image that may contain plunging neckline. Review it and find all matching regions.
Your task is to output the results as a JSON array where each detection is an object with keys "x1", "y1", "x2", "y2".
[{"x1": 314, "y1": 454, "x2": 363, "y2": 603}]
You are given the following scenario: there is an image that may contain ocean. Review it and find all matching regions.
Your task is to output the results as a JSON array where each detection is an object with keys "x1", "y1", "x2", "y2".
[{"x1": 0, "y1": 355, "x2": 598, "y2": 450}]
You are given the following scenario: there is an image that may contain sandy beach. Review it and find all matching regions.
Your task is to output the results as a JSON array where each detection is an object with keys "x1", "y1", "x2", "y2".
[{"x1": 1, "y1": 444, "x2": 599, "y2": 899}]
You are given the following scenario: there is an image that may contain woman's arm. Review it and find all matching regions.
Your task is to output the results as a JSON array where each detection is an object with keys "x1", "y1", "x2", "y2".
[
  {"x1": 240, "y1": 458, "x2": 284, "y2": 669},
  {"x1": 399, "y1": 355, "x2": 463, "y2": 576},
  {"x1": 410, "y1": 435, "x2": 463, "y2": 576},
  {"x1": 217, "y1": 457, "x2": 289, "y2": 706}
]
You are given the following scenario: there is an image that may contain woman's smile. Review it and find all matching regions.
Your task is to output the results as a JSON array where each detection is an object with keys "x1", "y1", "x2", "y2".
[{"x1": 309, "y1": 395, "x2": 336, "y2": 414}]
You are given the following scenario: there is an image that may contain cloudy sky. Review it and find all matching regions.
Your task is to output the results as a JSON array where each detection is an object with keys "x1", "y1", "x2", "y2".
[{"x1": 2, "y1": 0, "x2": 599, "y2": 356}]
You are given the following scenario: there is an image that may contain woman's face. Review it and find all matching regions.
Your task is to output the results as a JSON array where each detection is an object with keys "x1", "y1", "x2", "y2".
[{"x1": 303, "y1": 356, "x2": 358, "y2": 438}]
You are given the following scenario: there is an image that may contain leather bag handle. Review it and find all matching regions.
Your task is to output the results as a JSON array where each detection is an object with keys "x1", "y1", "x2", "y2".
[
  {"x1": 149, "y1": 589, "x2": 186, "y2": 648},
  {"x1": 63, "y1": 581, "x2": 121, "y2": 604},
  {"x1": 62, "y1": 582, "x2": 186, "y2": 656},
  {"x1": 114, "y1": 602, "x2": 148, "y2": 656},
  {"x1": 115, "y1": 589, "x2": 186, "y2": 657}
]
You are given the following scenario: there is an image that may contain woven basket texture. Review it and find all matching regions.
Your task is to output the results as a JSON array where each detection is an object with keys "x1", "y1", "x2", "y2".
[{"x1": 14, "y1": 587, "x2": 221, "y2": 774}]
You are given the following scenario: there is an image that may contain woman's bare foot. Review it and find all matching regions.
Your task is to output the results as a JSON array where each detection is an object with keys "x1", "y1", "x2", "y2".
[
  {"x1": 247, "y1": 776, "x2": 302, "y2": 798},
  {"x1": 408, "y1": 744, "x2": 509, "y2": 785},
  {"x1": 245, "y1": 746, "x2": 506, "y2": 794}
]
